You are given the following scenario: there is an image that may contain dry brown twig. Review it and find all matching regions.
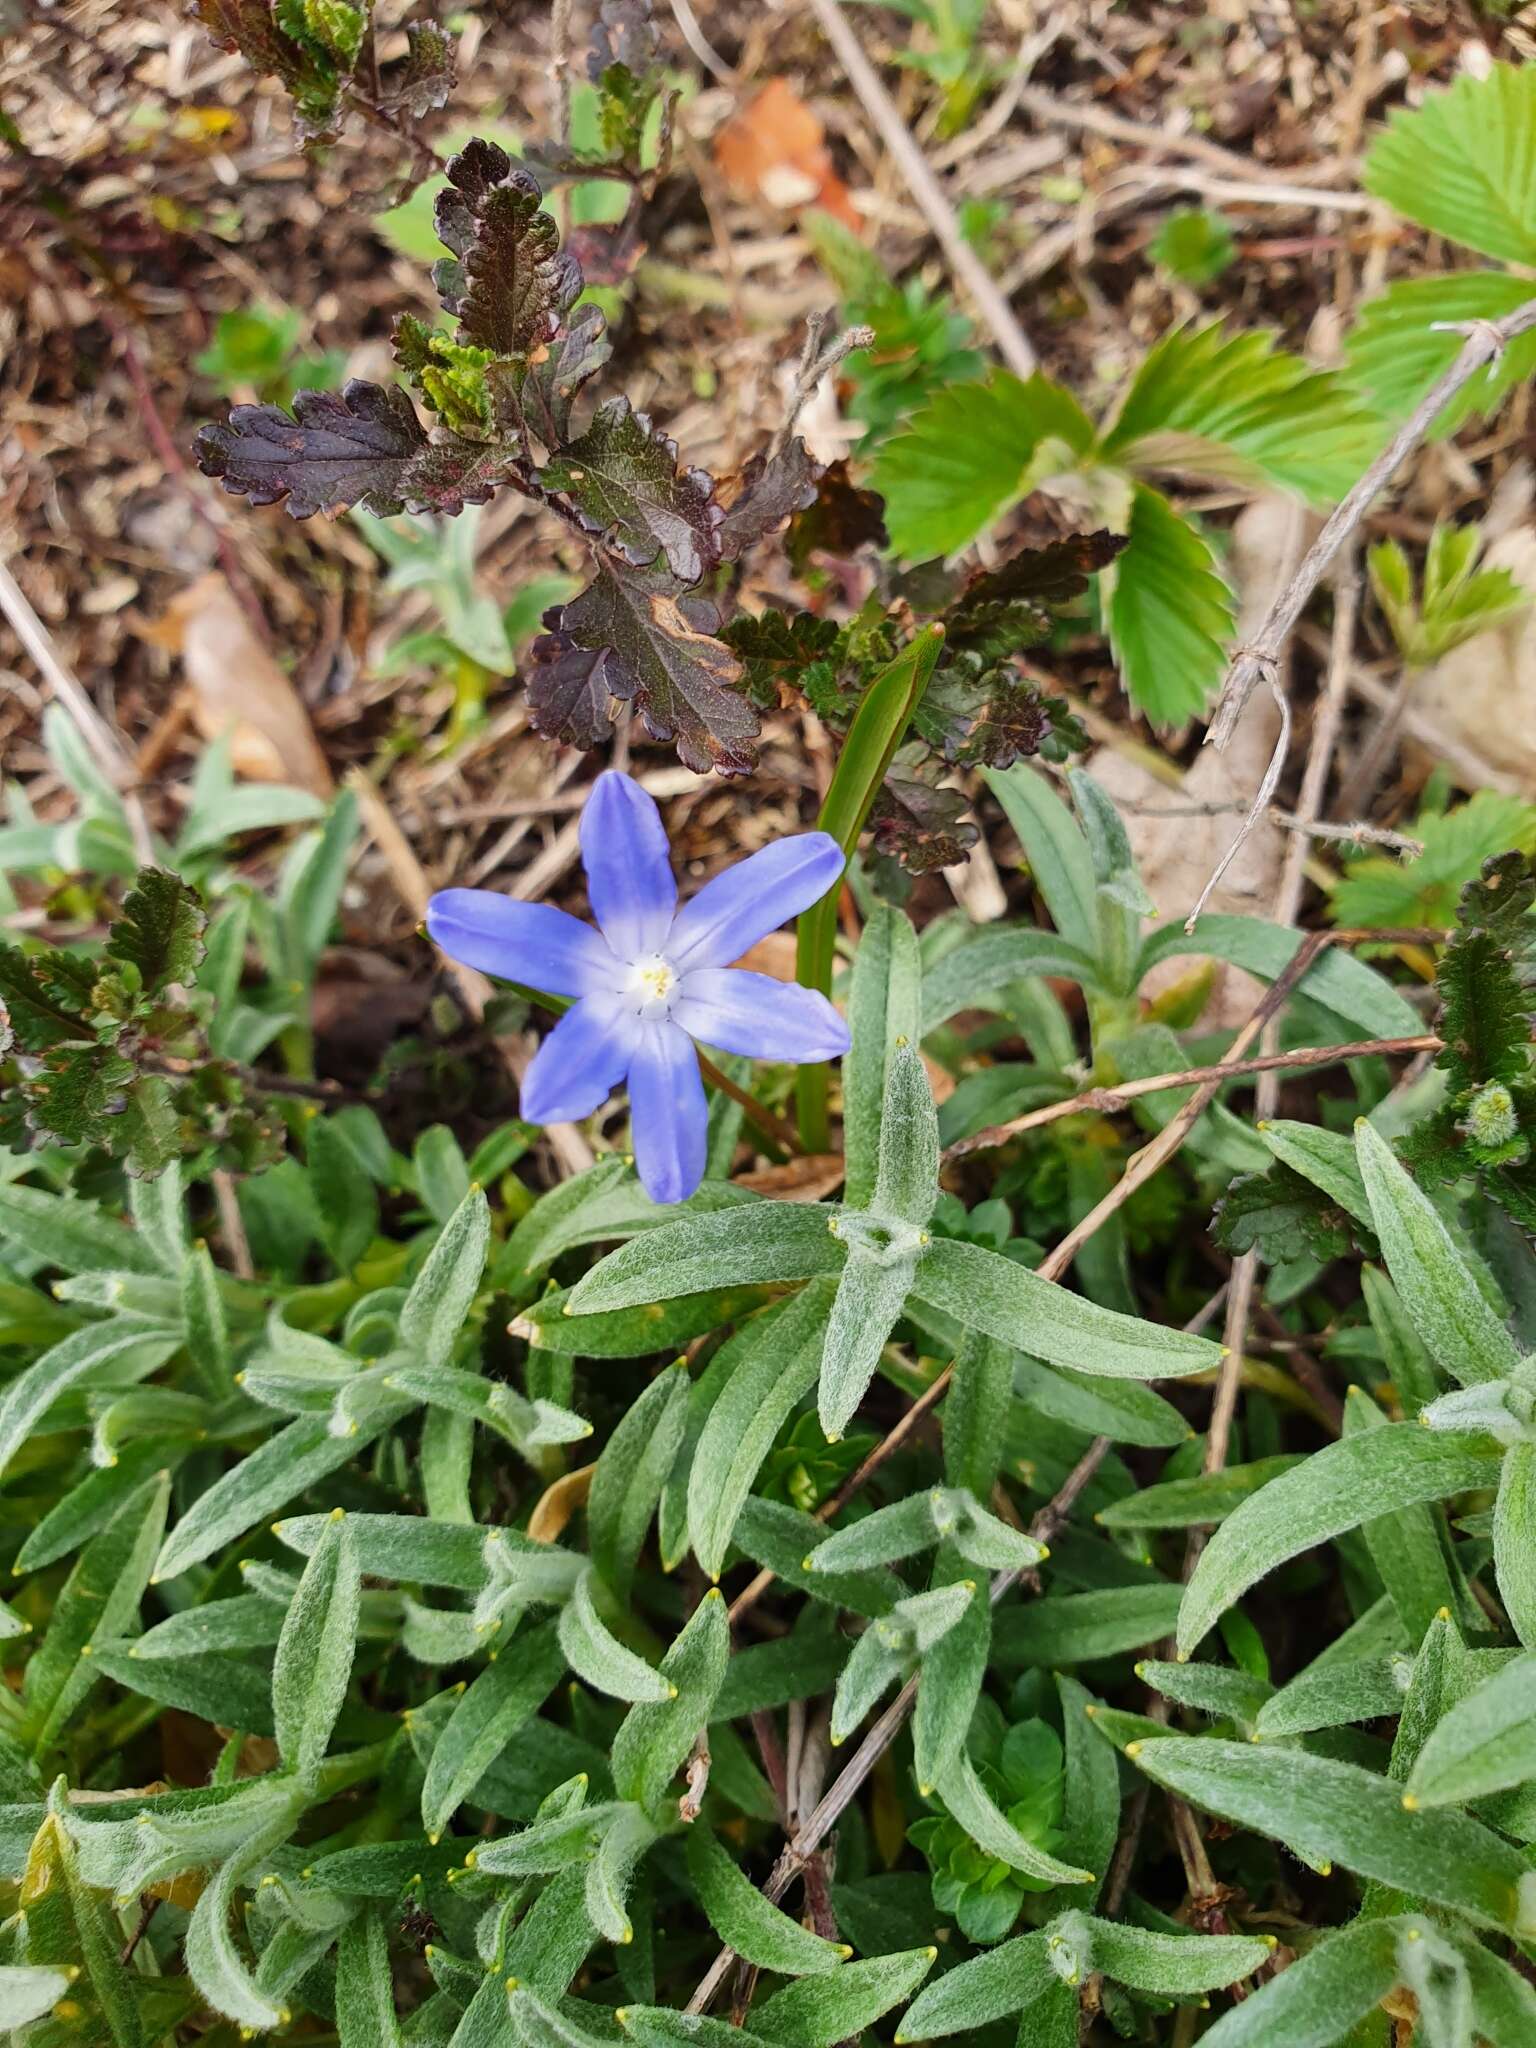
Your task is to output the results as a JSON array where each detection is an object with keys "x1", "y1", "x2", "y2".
[{"x1": 1190, "y1": 295, "x2": 1536, "y2": 930}]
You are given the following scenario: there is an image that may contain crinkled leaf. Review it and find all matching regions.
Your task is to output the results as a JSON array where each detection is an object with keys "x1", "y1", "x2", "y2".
[
  {"x1": 870, "y1": 777, "x2": 979, "y2": 874},
  {"x1": 787, "y1": 458, "x2": 889, "y2": 570},
  {"x1": 716, "y1": 437, "x2": 821, "y2": 560},
  {"x1": 542, "y1": 398, "x2": 722, "y2": 582},
  {"x1": 554, "y1": 557, "x2": 757, "y2": 775},
  {"x1": 526, "y1": 628, "x2": 615, "y2": 751},
  {"x1": 433, "y1": 140, "x2": 575, "y2": 356},
  {"x1": 106, "y1": 868, "x2": 206, "y2": 993},
  {"x1": 1213, "y1": 1162, "x2": 1369, "y2": 1265}
]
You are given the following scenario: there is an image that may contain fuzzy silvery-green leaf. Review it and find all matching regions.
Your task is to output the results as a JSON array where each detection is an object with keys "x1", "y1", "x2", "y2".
[
  {"x1": 1127, "y1": 1738, "x2": 1532, "y2": 1932},
  {"x1": 911, "y1": 1234, "x2": 1220, "y2": 1381},
  {"x1": 272, "y1": 1511, "x2": 360, "y2": 1782},
  {"x1": 895, "y1": 1926, "x2": 1053, "y2": 2038},
  {"x1": 935, "y1": 1748, "x2": 1093, "y2": 1887},
  {"x1": 276, "y1": 1511, "x2": 492, "y2": 1590},
  {"x1": 0, "y1": 1967, "x2": 75, "y2": 2028},
  {"x1": 994, "y1": 1583, "x2": 1184, "y2": 1669},
  {"x1": 335, "y1": 1912, "x2": 405, "y2": 2048},
  {"x1": 1356, "y1": 1118, "x2": 1517, "y2": 1387},
  {"x1": 843, "y1": 903, "x2": 922, "y2": 1208},
  {"x1": 1135, "y1": 1659, "x2": 1272, "y2": 1728},
  {"x1": 1137, "y1": 917, "x2": 1424, "y2": 1041},
  {"x1": 0, "y1": 1323, "x2": 180, "y2": 1483},
  {"x1": 685, "y1": 1823, "x2": 848, "y2": 1975},
  {"x1": 559, "y1": 1569, "x2": 673, "y2": 1704},
  {"x1": 1254, "y1": 1654, "x2": 1412, "y2": 1741},
  {"x1": 1177, "y1": 1424, "x2": 1500, "y2": 1658},
  {"x1": 911, "y1": 1547, "x2": 990, "y2": 1793},
  {"x1": 610, "y1": 1588, "x2": 729, "y2": 1810},
  {"x1": 1495, "y1": 1440, "x2": 1536, "y2": 1648},
  {"x1": 1012, "y1": 1355, "x2": 1192, "y2": 1449},
  {"x1": 752, "y1": 1946, "x2": 937, "y2": 2048},
  {"x1": 588, "y1": 1361, "x2": 689, "y2": 1599},
  {"x1": 584, "y1": 1800, "x2": 657, "y2": 1945},
  {"x1": 920, "y1": 928, "x2": 1103, "y2": 1032},
  {"x1": 568, "y1": 1201, "x2": 844, "y2": 1314},
  {"x1": 818, "y1": 1240, "x2": 918, "y2": 1441},
  {"x1": 1097, "y1": 1454, "x2": 1305, "y2": 1532},
  {"x1": 1405, "y1": 1649, "x2": 1536, "y2": 1808},
  {"x1": 870, "y1": 1043, "x2": 939, "y2": 1228},
  {"x1": 733, "y1": 1498, "x2": 902, "y2": 1617},
  {"x1": 688, "y1": 1283, "x2": 831, "y2": 1580},
  {"x1": 397, "y1": 1184, "x2": 490, "y2": 1372},
  {"x1": 421, "y1": 1619, "x2": 565, "y2": 1839},
  {"x1": 1344, "y1": 1385, "x2": 1462, "y2": 1646},
  {"x1": 184, "y1": 1791, "x2": 306, "y2": 2031},
  {"x1": 1074, "y1": 1912, "x2": 1271, "y2": 1995},
  {"x1": 1196, "y1": 1915, "x2": 1404, "y2": 2048}
]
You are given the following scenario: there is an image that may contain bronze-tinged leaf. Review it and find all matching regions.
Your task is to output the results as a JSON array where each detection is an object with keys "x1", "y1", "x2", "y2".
[
  {"x1": 195, "y1": 380, "x2": 430, "y2": 518},
  {"x1": 915, "y1": 671, "x2": 1054, "y2": 771},
  {"x1": 588, "y1": 0, "x2": 660, "y2": 81},
  {"x1": 871, "y1": 777, "x2": 978, "y2": 873},
  {"x1": 787, "y1": 460, "x2": 888, "y2": 570},
  {"x1": 396, "y1": 435, "x2": 510, "y2": 517},
  {"x1": 541, "y1": 398, "x2": 721, "y2": 584},
  {"x1": 720, "y1": 609, "x2": 840, "y2": 709},
  {"x1": 433, "y1": 141, "x2": 578, "y2": 358},
  {"x1": 486, "y1": 303, "x2": 611, "y2": 452},
  {"x1": 526, "y1": 629, "x2": 616, "y2": 751},
  {"x1": 187, "y1": 0, "x2": 346, "y2": 138},
  {"x1": 556, "y1": 558, "x2": 758, "y2": 775},
  {"x1": 956, "y1": 529, "x2": 1125, "y2": 615},
  {"x1": 377, "y1": 21, "x2": 456, "y2": 119},
  {"x1": 189, "y1": 0, "x2": 293, "y2": 76},
  {"x1": 717, "y1": 438, "x2": 822, "y2": 560}
]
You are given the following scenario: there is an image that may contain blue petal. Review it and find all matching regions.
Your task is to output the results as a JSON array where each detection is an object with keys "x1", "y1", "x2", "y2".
[
  {"x1": 520, "y1": 995, "x2": 640, "y2": 1125},
  {"x1": 627, "y1": 1021, "x2": 708, "y2": 1206},
  {"x1": 675, "y1": 968, "x2": 850, "y2": 1063},
  {"x1": 667, "y1": 833, "x2": 846, "y2": 971},
  {"x1": 580, "y1": 770, "x2": 677, "y2": 961},
  {"x1": 427, "y1": 891, "x2": 620, "y2": 998}
]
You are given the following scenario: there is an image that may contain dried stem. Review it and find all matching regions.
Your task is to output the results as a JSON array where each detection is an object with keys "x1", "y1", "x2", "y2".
[{"x1": 802, "y1": 0, "x2": 1039, "y2": 380}]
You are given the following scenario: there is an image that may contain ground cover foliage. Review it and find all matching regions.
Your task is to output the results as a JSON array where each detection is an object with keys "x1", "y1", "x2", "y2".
[{"x1": 9, "y1": 5, "x2": 1536, "y2": 2046}]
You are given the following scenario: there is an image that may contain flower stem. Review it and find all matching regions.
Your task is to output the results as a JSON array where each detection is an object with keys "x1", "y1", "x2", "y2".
[{"x1": 795, "y1": 624, "x2": 946, "y2": 1150}]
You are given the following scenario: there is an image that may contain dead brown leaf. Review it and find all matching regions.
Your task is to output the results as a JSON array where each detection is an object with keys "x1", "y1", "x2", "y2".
[
  {"x1": 140, "y1": 573, "x2": 332, "y2": 795},
  {"x1": 713, "y1": 79, "x2": 861, "y2": 229},
  {"x1": 733, "y1": 1152, "x2": 845, "y2": 1199},
  {"x1": 527, "y1": 1461, "x2": 595, "y2": 1545}
]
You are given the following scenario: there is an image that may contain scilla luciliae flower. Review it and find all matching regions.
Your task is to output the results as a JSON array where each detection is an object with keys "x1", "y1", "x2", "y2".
[{"x1": 427, "y1": 770, "x2": 849, "y2": 1203}]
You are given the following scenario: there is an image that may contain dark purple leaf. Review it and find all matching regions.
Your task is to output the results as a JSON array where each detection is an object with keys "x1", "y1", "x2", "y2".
[
  {"x1": 526, "y1": 630, "x2": 615, "y2": 751},
  {"x1": 540, "y1": 398, "x2": 721, "y2": 583},
  {"x1": 195, "y1": 380, "x2": 502, "y2": 519},
  {"x1": 787, "y1": 460, "x2": 889, "y2": 571},
  {"x1": 555, "y1": 556, "x2": 758, "y2": 775},
  {"x1": 195, "y1": 380, "x2": 428, "y2": 518},
  {"x1": 720, "y1": 609, "x2": 840, "y2": 708},
  {"x1": 564, "y1": 216, "x2": 647, "y2": 289},
  {"x1": 956, "y1": 529, "x2": 1125, "y2": 615},
  {"x1": 486, "y1": 303, "x2": 612, "y2": 452},
  {"x1": 433, "y1": 141, "x2": 577, "y2": 357},
  {"x1": 871, "y1": 778, "x2": 979, "y2": 874},
  {"x1": 717, "y1": 438, "x2": 822, "y2": 561}
]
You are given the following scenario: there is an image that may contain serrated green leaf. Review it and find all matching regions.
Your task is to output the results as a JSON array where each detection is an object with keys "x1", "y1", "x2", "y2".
[
  {"x1": 1104, "y1": 483, "x2": 1233, "y2": 725},
  {"x1": 1364, "y1": 63, "x2": 1536, "y2": 265},
  {"x1": 1346, "y1": 271, "x2": 1536, "y2": 435}
]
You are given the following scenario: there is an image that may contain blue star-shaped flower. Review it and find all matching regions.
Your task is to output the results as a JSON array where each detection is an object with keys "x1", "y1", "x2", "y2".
[{"x1": 427, "y1": 770, "x2": 850, "y2": 1204}]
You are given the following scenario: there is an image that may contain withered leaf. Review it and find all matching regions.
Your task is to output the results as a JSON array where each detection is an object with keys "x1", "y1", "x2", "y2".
[
  {"x1": 871, "y1": 777, "x2": 979, "y2": 873},
  {"x1": 541, "y1": 398, "x2": 722, "y2": 583},
  {"x1": 376, "y1": 21, "x2": 456, "y2": 119},
  {"x1": 556, "y1": 556, "x2": 758, "y2": 775},
  {"x1": 717, "y1": 438, "x2": 821, "y2": 561},
  {"x1": 486, "y1": 303, "x2": 612, "y2": 451},
  {"x1": 433, "y1": 141, "x2": 578, "y2": 358},
  {"x1": 787, "y1": 460, "x2": 888, "y2": 571},
  {"x1": 526, "y1": 628, "x2": 615, "y2": 751},
  {"x1": 195, "y1": 381, "x2": 502, "y2": 519},
  {"x1": 956, "y1": 529, "x2": 1125, "y2": 617},
  {"x1": 589, "y1": 0, "x2": 660, "y2": 81}
]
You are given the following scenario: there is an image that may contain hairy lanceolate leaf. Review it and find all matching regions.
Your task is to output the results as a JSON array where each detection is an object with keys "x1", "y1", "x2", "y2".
[
  {"x1": 552, "y1": 556, "x2": 758, "y2": 775},
  {"x1": 195, "y1": 381, "x2": 503, "y2": 520},
  {"x1": 541, "y1": 398, "x2": 723, "y2": 583},
  {"x1": 105, "y1": 867, "x2": 206, "y2": 993},
  {"x1": 433, "y1": 141, "x2": 576, "y2": 357},
  {"x1": 716, "y1": 438, "x2": 821, "y2": 560}
]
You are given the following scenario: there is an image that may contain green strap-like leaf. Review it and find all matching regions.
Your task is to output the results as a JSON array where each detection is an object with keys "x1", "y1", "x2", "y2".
[
  {"x1": 753, "y1": 1947, "x2": 937, "y2": 2048},
  {"x1": 920, "y1": 929, "x2": 1101, "y2": 1033},
  {"x1": 982, "y1": 764, "x2": 1098, "y2": 957},
  {"x1": 1137, "y1": 918, "x2": 1424, "y2": 1040},
  {"x1": 1495, "y1": 1441, "x2": 1536, "y2": 1649},
  {"x1": 1196, "y1": 1915, "x2": 1404, "y2": 2048},
  {"x1": 895, "y1": 1927, "x2": 1052, "y2": 2039},
  {"x1": 1178, "y1": 1424, "x2": 1500, "y2": 1657},
  {"x1": 558, "y1": 1570, "x2": 672, "y2": 1704},
  {"x1": 336, "y1": 1911, "x2": 405, "y2": 2048},
  {"x1": 610, "y1": 1589, "x2": 729, "y2": 1810},
  {"x1": 843, "y1": 903, "x2": 922, "y2": 1208}
]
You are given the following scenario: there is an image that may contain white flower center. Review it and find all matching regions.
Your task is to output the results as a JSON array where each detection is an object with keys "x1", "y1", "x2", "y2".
[{"x1": 624, "y1": 952, "x2": 678, "y2": 1017}]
